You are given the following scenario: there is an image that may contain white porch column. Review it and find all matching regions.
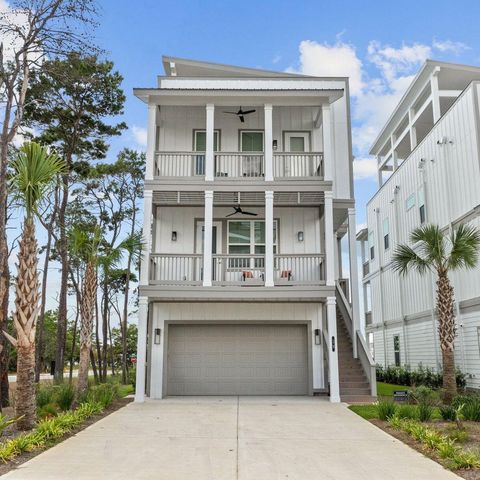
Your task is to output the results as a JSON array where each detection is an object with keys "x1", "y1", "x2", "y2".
[
  {"x1": 327, "y1": 296, "x2": 340, "y2": 403},
  {"x1": 265, "y1": 191, "x2": 274, "y2": 286},
  {"x1": 408, "y1": 108, "x2": 417, "y2": 150},
  {"x1": 390, "y1": 135, "x2": 398, "y2": 170},
  {"x1": 134, "y1": 296, "x2": 149, "y2": 402},
  {"x1": 324, "y1": 191, "x2": 335, "y2": 287},
  {"x1": 348, "y1": 208, "x2": 362, "y2": 350},
  {"x1": 264, "y1": 104, "x2": 273, "y2": 181},
  {"x1": 322, "y1": 104, "x2": 333, "y2": 182},
  {"x1": 146, "y1": 103, "x2": 157, "y2": 181},
  {"x1": 203, "y1": 190, "x2": 214, "y2": 286},
  {"x1": 430, "y1": 68, "x2": 441, "y2": 123},
  {"x1": 139, "y1": 190, "x2": 153, "y2": 286},
  {"x1": 205, "y1": 104, "x2": 215, "y2": 181}
]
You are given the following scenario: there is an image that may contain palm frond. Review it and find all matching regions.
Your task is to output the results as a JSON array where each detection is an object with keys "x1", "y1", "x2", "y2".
[
  {"x1": 118, "y1": 232, "x2": 144, "y2": 264},
  {"x1": 448, "y1": 223, "x2": 480, "y2": 270},
  {"x1": 410, "y1": 224, "x2": 445, "y2": 267},
  {"x1": 392, "y1": 244, "x2": 430, "y2": 276},
  {"x1": 10, "y1": 142, "x2": 67, "y2": 218},
  {"x1": 69, "y1": 224, "x2": 102, "y2": 263}
]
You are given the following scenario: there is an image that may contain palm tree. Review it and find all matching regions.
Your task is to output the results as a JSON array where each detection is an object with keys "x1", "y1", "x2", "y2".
[
  {"x1": 69, "y1": 225, "x2": 101, "y2": 399},
  {"x1": 4, "y1": 143, "x2": 65, "y2": 430},
  {"x1": 392, "y1": 224, "x2": 480, "y2": 403}
]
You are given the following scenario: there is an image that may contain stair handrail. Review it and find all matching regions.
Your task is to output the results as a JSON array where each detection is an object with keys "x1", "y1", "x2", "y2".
[
  {"x1": 356, "y1": 330, "x2": 377, "y2": 397},
  {"x1": 335, "y1": 282, "x2": 353, "y2": 346}
]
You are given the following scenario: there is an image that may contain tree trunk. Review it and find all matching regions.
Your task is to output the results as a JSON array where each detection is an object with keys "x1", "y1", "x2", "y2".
[
  {"x1": 436, "y1": 270, "x2": 457, "y2": 404},
  {"x1": 102, "y1": 278, "x2": 108, "y2": 380},
  {"x1": 54, "y1": 177, "x2": 69, "y2": 382},
  {"x1": 94, "y1": 297, "x2": 102, "y2": 381},
  {"x1": 69, "y1": 296, "x2": 80, "y2": 382},
  {"x1": 0, "y1": 140, "x2": 10, "y2": 407},
  {"x1": 76, "y1": 261, "x2": 96, "y2": 399},
  {"x1": 90, "y1": 350, "x2": 98, "y2": 382},
  {"x1": 121, "y1": 255, "x2": 132, "y2": 384},
  {"x1": 108, "y1": 311, "x2": 115, "y2": 376},
  {"x1": 12, "y1": 218, "x2": 39, "y2": 430}
]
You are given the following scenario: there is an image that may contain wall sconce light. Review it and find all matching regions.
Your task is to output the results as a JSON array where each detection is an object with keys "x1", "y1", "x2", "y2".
[
  {"x1": 171, "y1": 231, "x2": 177, "y2": 242},
  {"x1": 314, "y1": 328, "x2": 321, "y2": 345},
  {"x1": 154, "y1": 328, "x2": 161, "y2": 345},
  {"x1": 297, "y1": 231, "x2": 304, "y2": 242},
  {"x1": 272, "y1": 139, "x2": 278, "y2": 151}
]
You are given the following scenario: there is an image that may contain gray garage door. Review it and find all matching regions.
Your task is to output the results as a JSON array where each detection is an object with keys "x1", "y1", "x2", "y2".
[{"x1": 167, "y1": 324, "x2": 309, "y2": 395}]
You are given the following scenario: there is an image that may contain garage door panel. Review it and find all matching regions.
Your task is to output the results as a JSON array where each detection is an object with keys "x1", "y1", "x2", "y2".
[{"x1": 167, "y1": 324, "x2": 308, "y2": 395}]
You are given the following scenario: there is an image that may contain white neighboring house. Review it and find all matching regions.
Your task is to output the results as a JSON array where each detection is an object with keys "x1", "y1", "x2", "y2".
[
  {"x1": 358, "y1": 60, "x2": 480, "y2": 389},
  {"x1": 134, "y1": 56, "x2": 375, "y2": 402}
]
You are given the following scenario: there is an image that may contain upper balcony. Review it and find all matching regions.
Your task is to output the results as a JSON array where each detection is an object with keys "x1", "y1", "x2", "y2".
[{"x1": 154, "y1": 151, "x2": 324, "y2": 180}]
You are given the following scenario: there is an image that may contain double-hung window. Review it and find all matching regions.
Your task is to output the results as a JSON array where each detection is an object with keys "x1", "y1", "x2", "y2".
[
  {"x1": 368, "y1": 230, "x2": 375, "y2": 260},
  {"x1": 383, "y1": 218, "x2": 390, "y2": 251},
  {"x1": 228, "y1": 220, "x2": 277, "y2": 269},
  {"x1": 418, "y1": 186, "x2": 426, "y2": 224}
]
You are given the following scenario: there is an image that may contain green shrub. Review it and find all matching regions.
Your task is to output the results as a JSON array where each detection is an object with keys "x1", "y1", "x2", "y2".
[
  {"x1": 56, "y1": 383, "x2": 75, "y2": 411},
  {"x1": 439, "y1": 405, "x2": 457, "y2": 421},
  {"x1": 38, "y1": 403, "x2": 59, "y2": 420},
  {"x1": 377, "y1": 400, "x2": 397, "y2": 421},
  {"x1": 128, "y1": 368, "x2": 136, "y2": 390},
  {"x1": 36, "y1": 385, "x2": 56, "y2": 408},
  {"x1": 445, "y1": 426, "x2": 469, "y2": 443},
  {"x1": 0, "y1": 413, "x2": 20, "y2": 434},
  {"x1": 410, "y1": 386, "x2": 438, "y2": 406},
  {"x1": 397, "y1": 404, "x2": 418, "y2": 420},
  {"x1": 418, "y1": 403, "x2": 434, "y2": 422},
  {"x1": 87, "y1": 383, "x2": 119, "y2": 409},
  {"x1": 453, "y1": 394, "x2": 480, "y2": 421}
]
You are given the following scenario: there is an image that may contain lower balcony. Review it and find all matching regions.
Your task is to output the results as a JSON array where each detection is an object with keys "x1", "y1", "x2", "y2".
[{"x1": 149, "y1": 253, "x2": 325, "y2": 287}]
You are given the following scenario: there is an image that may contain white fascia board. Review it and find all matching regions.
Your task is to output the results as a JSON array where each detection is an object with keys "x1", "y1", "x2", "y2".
[{"x1": 157, "y1": 77, "x2": 347, "y2": 91}]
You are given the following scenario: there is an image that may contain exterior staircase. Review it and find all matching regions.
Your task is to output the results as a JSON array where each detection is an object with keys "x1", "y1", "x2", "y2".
[{"x1": 337, "y1": 307, "x2": 376, "y2": 404}]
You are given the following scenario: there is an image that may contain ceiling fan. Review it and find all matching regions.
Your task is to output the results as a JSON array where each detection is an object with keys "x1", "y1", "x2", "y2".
[
  {"x1": 223, "y1": 107, "x2": 256, "y2": 123},
  {"x1": 226, "y1": 206, "x2": 258, "y2": 217}
]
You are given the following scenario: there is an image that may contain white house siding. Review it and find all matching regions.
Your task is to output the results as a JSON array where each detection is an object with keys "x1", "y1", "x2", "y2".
[
  {"x1": 153, "y1": 206, "x2": 322, "y2": 254},
  {"x1": 364, "y1": 82, "x2": 480, "y2": 388},
  {"x1": 148, "y1": 302, "x2": 324, "y2": 399}
]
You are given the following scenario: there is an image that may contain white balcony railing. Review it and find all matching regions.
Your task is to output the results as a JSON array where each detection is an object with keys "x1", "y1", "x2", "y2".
[
  {"x1": 149, "y1": 254, "x2": 202, "y2": 285},
  {"x1": 212, "y1": 254, "x2": 265, "y2": 285},
  {"x1": 214, "y1": 153, "x2": 264, "y2": 178},
  {"x1": 274, "y1": 254, "x2": 325, "y2": 285},
  {"x1": 153, "y1": 151, "x2": 323, "y2": 179},
  {"x1": 273, "y1": 153, "x2": 323, "y2": 178}
]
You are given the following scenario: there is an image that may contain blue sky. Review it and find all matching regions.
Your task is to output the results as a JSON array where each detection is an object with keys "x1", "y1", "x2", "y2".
[{"x1": 96, "y1": 0, "x2": 480, "y2": 229}]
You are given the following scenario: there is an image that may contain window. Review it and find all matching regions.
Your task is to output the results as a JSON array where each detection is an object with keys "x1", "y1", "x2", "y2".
[
  {"x1": 418, "y1": 187, "x2": 426, "y2": 224},
  {"x1": 366, "y1": 282, "x2": 372, "y2": 312},
  {"x1": 406, "y1": 193, "x2": 415, "y2": 211},
  {"x1": 368, "y1": 231, "x2": 375, "y2": 260},
  {"x1": 228, "y1": 220, "x2": 278, "y2": 268},
  {"x1": 240, "y1": 131, "x2": 263, "y2": 152},
  {"x1": 477, "y1": 327, "x2": 480, "y2": 356},
  {"x1": 393, "y1": 335, "x2": 401, "y2": 367},
  {"x1": 193, "y1": 130, "x2": 219, "y2": 175},
  {"x1": 383, "y1": 218, "x2": 390, "y2": 250}
]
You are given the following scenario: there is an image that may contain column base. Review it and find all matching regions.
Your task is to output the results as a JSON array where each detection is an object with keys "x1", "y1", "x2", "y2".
[{"x1": 329, "y1": 395, "x2": 341, "y2": 403}]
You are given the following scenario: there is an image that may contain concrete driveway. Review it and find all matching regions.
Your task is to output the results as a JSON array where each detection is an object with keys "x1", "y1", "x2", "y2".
[{"x1": 3, "y1": 397, "x2": 460, "y2": 480}]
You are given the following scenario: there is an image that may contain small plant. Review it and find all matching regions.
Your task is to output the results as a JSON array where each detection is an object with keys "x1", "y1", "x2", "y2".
[
  {"x1": 0, "y1": 414, "x2": 20, "y2": 436},
  {"x1": 453, "y1": 395, "x2": 480, "y2": 422},
  {"x1": 37, "y1": 403, "x2": 59, "y2": 420},
  {"x1": 87, "y1": 383, "x2": 119, "y2": 409},
  {"x1": 56, "y1": 383, "x2": 75, "y2": 411},
  {"x1": 36, "y1": 385, "x2": 56, "y2": 408},
  {"x1": 445, "y1": 426, "x2": 469, "y2": 443},
  {"x1": 409, "y1": 386, "x2": 438, "y2": 406},
  {"x1": 397, "y1": 404, "x2": 418, "y2": 420},
  {"x1": 439, "y1": 405, "x2": 457, "y2": 421},
  {"x1": 377, "y1": 400, "x2": 397, "y2": 421},
  {"x1": 418, "y1": 403, "x2": 434, "y2": 422}
]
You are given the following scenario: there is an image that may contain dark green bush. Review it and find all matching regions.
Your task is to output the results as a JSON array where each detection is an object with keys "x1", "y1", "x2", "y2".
[
  {"x1": 128, "y1": 368, "x2": 136, "y2": 390},
  {"x1": 37, "y1": 403, "x2": 59, "y2": 420},
  {"x1": 409, "y1": 386, "x2": 438, "y2": 406},
  {"x1": 56, "y1": 383, "x2": 75, "y2": 411},
  {"x1": 439, "y1": 405, "x2": 457, "y2": 421},
  {"x1": 453, "y1": 395, "x2": 480, "y2": 421},
  {"x1": 376, "y1": 364, "x2": 466, "y2": 390},
  {"x1": 36, "y1": 385, "x2": 57, "y2": 408},
  {"x1": 87, "y1": 383, "x2": 119, "y2": 408},
  {"x1": 418, "y1": 403, "x2": 433, "y2": 422},
  {"x1": 397, "y1": 404, "x2": 418, "y2": 420},
  {"x1": 377, "y1": 400, "x2": 397, "y2": 421}
]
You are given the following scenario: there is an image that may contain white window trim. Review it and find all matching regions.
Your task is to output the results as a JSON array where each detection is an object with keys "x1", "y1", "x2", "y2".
[{"x1": 227, "y1": 219, "x2": 278, "y2": 255}]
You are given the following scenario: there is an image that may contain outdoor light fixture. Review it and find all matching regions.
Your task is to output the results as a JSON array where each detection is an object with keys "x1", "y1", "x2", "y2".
[
  {"x1": 154, "y1": 328, "x2": 161, "y2": 345},
  {"x1": 171, "y1": 231, "x2": 177, "y2": 242},
  {"x1": 272, "y1": 139, "x2": 278, "y2": 150},
  {"x1": 297, "y1": 231, "x2": 304, "y2": 242},
  {"x1": 314, "y1": 328, "x2": 321, "y2": 345}
]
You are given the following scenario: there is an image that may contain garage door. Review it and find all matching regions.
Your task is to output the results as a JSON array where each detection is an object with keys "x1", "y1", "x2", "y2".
[{"x1": 167, "y1": 324, "x2": 308, "y2": 395}]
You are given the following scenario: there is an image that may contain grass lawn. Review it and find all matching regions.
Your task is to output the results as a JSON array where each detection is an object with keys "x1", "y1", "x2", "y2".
[{"x1": 377, "y1": 381, "x2": 411, "y2": 397}]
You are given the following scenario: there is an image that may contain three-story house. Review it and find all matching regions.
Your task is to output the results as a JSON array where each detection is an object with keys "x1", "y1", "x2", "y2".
[{"x1": 134, "y1": 56, "x2": 375, "y2": 402}]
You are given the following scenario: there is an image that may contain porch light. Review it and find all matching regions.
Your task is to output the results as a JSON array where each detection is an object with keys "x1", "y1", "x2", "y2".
[
  {"x1": 272, "y1": 139, "x2": 278, "y2": 150},
  {"x1": 171, "y1": 231, "x2": 177, "y2": 242},
  {"x1": 154, "y1": 328, "x2": 161, "y2": 345},
  {"x1": 297, "y1": 231, "x2": 304, "y2": 242},
  {"x1": 314, "y1": 329, "x2": 321, "y2": 345}
]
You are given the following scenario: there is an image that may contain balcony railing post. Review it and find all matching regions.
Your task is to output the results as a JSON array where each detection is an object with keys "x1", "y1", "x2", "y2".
[
  {"x1": 203, "y1": 191, "x2": 213, "y2": 286},
  {"x1": 265, "y1": 191, "x2": 274, "y2": 286},
  {"x1": 205, "y1": 104, "x2": 215, "y2": 181}
]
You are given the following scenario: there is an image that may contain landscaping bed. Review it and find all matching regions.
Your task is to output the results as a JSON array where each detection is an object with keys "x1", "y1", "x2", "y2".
[
  {"x1": 0, "y1": 379, "x2": 134, "y2": 475},
  {"x1": 349, "y1": 388, "x2": 480, "y2": 479}
]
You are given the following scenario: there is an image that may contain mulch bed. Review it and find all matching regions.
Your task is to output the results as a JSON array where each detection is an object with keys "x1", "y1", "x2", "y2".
[
  {"x1": 0, "y1": 397, "x2": 133, "y2": 476},
  {"x1": 371, "y1": 419, "x2": 480, "y2": 480}
]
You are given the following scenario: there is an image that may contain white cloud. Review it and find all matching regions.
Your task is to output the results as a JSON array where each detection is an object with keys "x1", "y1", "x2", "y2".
[
  {"x1": 132, "y1": 126, "x2": 147, "y2": 147},
  {"x1": 353, "y1": 157, "x2": 378, "y2": 181},
  {"x1": 290, "y1": 40, "x2": 364, "y2": 96},
  {"x1": 432, "y1": 39, "x2": 469, "y2": 55}
]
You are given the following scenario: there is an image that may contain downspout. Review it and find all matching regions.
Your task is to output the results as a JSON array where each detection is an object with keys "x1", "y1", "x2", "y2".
[{"x1": 374, "y1": 207, "x2": 387, "y2": 365}]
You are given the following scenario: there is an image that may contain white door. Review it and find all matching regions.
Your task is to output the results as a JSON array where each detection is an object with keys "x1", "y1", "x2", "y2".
[
  {"x1": 284, "y1": 132, "x2": 312, "y2": 177},
  {"x1": 284, "y1": 132, "x2": 311, "y2": 152},
  {"x1": 167, "y1": 324, "x2": 309, "y2": 395}
]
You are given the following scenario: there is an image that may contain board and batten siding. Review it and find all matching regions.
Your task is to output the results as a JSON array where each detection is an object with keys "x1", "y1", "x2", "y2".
[
  {"x1": 148, "y1": 302, "x2": 324, "y2": 399},
  {"x1": 153, "y1": 206, "x2": 322, "y2": 254}
]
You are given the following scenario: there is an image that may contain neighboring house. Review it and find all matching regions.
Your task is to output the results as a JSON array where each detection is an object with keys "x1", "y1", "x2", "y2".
[
  {"x1": 134, "y1": 56, "x2": 375, "y2": 403},
  {"x1": 358, "y1": 60, "x2": 480, "y2": 389}
]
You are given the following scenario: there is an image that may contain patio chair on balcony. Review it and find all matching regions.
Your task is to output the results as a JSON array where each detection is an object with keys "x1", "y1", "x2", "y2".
[
  {"x1": 242, "y1": 271, "x2": 254, "y2": 281},
  {"x1": 280, "y1": 270, "x2": 293, "y2": 281}
]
